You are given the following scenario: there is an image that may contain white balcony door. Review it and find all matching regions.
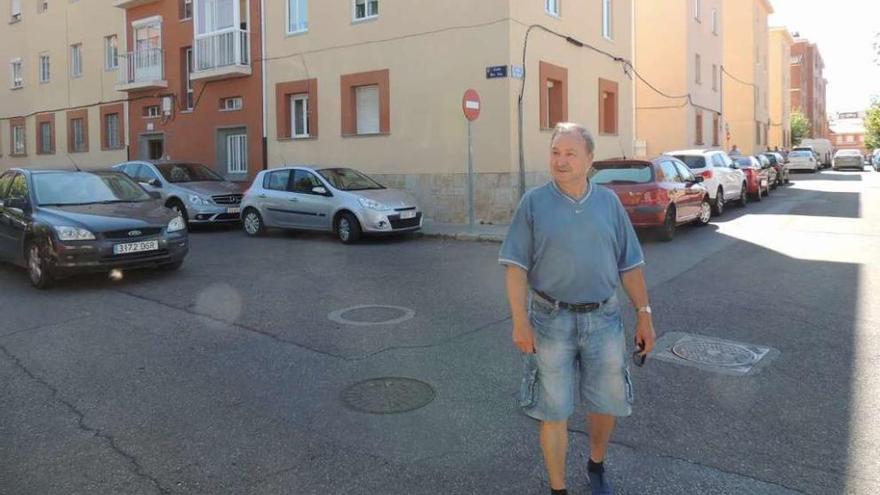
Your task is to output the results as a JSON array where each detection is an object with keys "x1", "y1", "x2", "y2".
[
  {"x1": 134, "y1": 23, "x2": 162, "y2": 81},
  {"x1": 194, "y1": 0, "x2": 245, "y2": 70}
]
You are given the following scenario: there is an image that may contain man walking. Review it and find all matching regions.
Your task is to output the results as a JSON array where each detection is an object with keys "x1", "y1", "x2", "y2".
[{"x1": 499, "y1": 123, "x2": 656, "y2": 494}]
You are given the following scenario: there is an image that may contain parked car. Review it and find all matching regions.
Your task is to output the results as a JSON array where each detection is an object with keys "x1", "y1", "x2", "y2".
[
  {"x1": 112, "y1": 161, "x2": 244, "y2": 226},
  {"x1": 798, "y1": 139, "x2": 833, "y2": 168},
  {"x1": 832, "y1": 149, "x2": 865, "y2": 171},
  {"x1": 0, "y1": 169, "x2": 188, "y2": 289},
  {"x1": 762, "y1": 152, "x2": 790, "y2": 186},
  {"x1": 590, "y1": 157, "x2": 711, "y2": 241},
  {"x1": 664, "y1": 149, "x2": 747, "y2": 216},
  {"x1": 240, "y1": 167, "x2": 422, "y2": 243},
  {"x1": 733, "y1": 156, "x2": 771, "y2": 201},
  {"x1": 788, "y1": 150, "x2": 819, "y2": 172}
]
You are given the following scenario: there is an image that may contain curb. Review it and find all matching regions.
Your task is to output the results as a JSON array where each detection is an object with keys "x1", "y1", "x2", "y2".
[{"x1": 417, "y1": 231, "x2": 505, "y2": 243}]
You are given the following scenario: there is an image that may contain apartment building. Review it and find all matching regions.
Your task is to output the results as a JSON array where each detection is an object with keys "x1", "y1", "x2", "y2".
[
  {"x1": 635, "y1": 0, "x2": 724, "y2": 157},
  {"x1": 722, "y1": 0, "x2": 773, "y2": 155},
  {"x1": 114, "y1": 0, "x2": 264, "y2": 182},
  {"x1": 768, "y1": 27, "x2": 793, "y2": 149},
  {"x1": 790, "y1": 38, "x2": 828, "y2": 140},
  {"x1": 0, "y1": 0, "x2": 127, "y2": 170},
  {"x1": 263, "y1": 0, "x2": 634, "y2": 223}
]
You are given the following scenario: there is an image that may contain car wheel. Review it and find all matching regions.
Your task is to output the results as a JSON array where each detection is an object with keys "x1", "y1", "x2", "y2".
[
  {"x1": 242, "y1": 209, "x2": 266, "y2": 237},
  {"x1": 336, "y1": 212, "x2": 362, "y2": 244},
  {"x1": 737, "y1": 183, "x2": 748, "y2": 207},
  {"x1": 658, "y1": 207, "x2": 676, "y2": 242},
  {"x1": 695, "y1": 197, "x2": 711, "y2": 226},
  {"x1": 712, "y1": 188, "x2": 724, "y2": 216},
  {"x1": 26, "y1": 240, "x2": 53, "y2": 289}
]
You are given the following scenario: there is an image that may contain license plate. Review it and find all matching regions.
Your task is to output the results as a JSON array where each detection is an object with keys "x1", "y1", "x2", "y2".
[
  {"x1": 227, "y1": 207, "x2": 241, "y2": 214},
  {"x1": 113, "y1": 240, "x2": 159, "y2": 255},
  {"x1": 399, "y1": 211, "x2": 417, "y2": 220}
]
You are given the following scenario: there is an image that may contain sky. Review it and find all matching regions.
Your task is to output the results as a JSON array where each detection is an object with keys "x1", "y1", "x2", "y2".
[{"x1": 768, "y1": 0, "x2": 880, "y2": 115}]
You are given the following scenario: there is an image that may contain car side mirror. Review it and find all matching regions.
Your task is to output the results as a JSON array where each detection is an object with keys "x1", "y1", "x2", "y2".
[
  {"x1": 147, "y1": 191, "x2": 162, "y2": 200},
  {"x1": 6, "y1": 197, "x2": 29, "y2": 210},
  {"x1": 148, "y1": 179, "x2": 162, "y2": 187},
  {"x1": 694, "y1": 176, "x2": 704, "y2": 183},
  {"x1": 312, "y1": 186, "x2": 328, "y2": 195}
]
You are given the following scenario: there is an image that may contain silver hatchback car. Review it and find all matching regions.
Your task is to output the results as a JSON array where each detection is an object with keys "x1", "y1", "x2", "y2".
[
  {"x1": 113, "y1": 161, "x2": 244, "y2": 225},
  {"x1": 240, "y1": 166, "x2": 422, "y2": 243}
]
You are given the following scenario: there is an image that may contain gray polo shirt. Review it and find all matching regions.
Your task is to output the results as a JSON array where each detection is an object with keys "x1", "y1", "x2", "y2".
[{"x1": 498, "y1": 180, "x2": 644, "y2": 304}]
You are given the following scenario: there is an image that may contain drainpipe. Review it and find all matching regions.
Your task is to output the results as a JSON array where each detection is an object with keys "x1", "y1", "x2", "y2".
[{"x1": 260, "y1": 0, "x2": 268, "y2": 170}]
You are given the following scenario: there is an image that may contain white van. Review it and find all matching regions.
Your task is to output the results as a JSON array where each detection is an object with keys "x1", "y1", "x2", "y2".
[{"x1": 798, "y1": 139, "x2": 833, "y2": 168}]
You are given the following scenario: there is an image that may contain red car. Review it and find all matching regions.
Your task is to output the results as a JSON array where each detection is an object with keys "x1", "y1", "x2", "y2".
[
  {"x1": 591, "y1": 157, "x2": 712, "y2": 241},
  {"x1": 732, "y1": 156, "x2": 771, "y2": 201}
]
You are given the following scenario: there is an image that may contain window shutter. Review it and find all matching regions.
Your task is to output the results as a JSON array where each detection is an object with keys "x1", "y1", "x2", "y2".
[{"x1": 356, "y1": 85, "x2": 380, "y2": 135}]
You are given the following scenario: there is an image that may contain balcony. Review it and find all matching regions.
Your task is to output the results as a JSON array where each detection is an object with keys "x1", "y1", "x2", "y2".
[
  {"x1": 115, "y1": 48, "x2": 167, "y2": 92},
  {"x1": 113, "y1": 0, "x2": 160, "y2": 8},
  {"x1": 191, "y1": 28, "x2": 252, "y2": 82}
]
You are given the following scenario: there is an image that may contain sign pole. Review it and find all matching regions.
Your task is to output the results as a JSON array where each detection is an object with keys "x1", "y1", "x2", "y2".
[{"x1": 467, "y1": 119, "x2": 475, "y2": 227}]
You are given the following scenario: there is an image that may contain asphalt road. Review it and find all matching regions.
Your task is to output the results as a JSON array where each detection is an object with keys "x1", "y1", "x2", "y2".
[{"x1": 2, "y1": 168, "x2": 879, "y2": 494}]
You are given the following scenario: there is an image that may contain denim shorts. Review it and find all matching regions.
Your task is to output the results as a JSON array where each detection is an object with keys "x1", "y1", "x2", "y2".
[{"x1": 520, "y1": 293, "x2": 634, "y2": 421}]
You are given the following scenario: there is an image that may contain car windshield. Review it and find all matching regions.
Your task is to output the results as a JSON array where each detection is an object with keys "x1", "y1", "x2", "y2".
[
  {"x1": 836, "y1": 150, "x2": 861, "y2": 156},
  {"x1": 790, "y1": 151, "x2": 812, "y2": 158},
  {"x1": 316, "y1": 168, "x2": 385, "y2": 191},
  {"x1": 156, "y1": 163, "x2": 224, "y2": 183},
  {"x1": 590, "y1": 164, "x2": 653, "y2": 184},
  {"x1": 763, "y1": 154, "x2": 778, "y2": 164},
  {"x1": 34, "y1": 172, "x2": 151, "y2": 206},
  {"x1": 671, "y1": 155, "x2": 706, "y2": 169}
]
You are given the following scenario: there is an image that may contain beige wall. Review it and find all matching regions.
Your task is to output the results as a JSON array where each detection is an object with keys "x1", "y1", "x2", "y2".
[
  {"x1": 265, "y1": 0, "x2": 633, "y2": 222},
  {"x1": 636, "y1": 0, "x2": 722, "y2": 157},
  {"x1": 768, "y1": 27, "x2": 793, "y2": 149},
  {"x1": 722, "y1": 0, "x2": 772, "y2": 155},
  {"x1": 0, "y1": 1, "x2": 128, "y2": 170}
]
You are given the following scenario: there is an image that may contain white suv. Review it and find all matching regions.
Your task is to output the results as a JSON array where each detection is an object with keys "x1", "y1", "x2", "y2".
[{"x1": 664, "y1": 149, "x2": 747, "y2": 216}]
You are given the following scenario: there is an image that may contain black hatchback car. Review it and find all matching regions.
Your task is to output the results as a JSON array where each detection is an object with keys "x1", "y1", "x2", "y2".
[{"x1": 0, "y1": 169, "x2": 189, "y2": 288}]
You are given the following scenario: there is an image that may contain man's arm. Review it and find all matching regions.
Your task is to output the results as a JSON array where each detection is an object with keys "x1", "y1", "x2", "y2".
[
  {"x1": 620, "y1": 266, "x2": 656, "y2": 355},
  {"x1": 506, "y1": 265, "x2": 535, "y2": 354}
]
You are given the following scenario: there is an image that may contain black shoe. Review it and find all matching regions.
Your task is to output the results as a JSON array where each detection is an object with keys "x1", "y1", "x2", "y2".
[{"x1": 588, "y1": 469, "x2": 614, "y2": 495}]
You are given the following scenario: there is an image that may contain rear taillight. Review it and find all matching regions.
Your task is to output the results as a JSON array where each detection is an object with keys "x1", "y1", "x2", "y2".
[
  {"x1": 699, "y1": 170, "x2": 714, "y2": 180},
  {"x1": 640, "y1": 189, "x2": 667, "y2": 205}
]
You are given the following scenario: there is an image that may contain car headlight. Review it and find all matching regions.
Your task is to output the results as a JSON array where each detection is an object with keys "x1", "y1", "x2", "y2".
[
  {"x1": 167, "y1": 216, "x2": 187, "y2": 233},
  {"x1": 188, "y1": 194, "x2": 211, "y2": 206},
  {"x1": 358, "y1": 197, "x2": 392, "y2": 211},
  {"x1": 54, "y1": 226, "x2": 96, "y2": 241}
]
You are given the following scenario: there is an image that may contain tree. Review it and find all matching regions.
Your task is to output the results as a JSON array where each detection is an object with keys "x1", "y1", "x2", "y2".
[
  {"x1": 790, "y1": 111, "x2": 811, "y2": 146},
  {"x1": 865, "y1": 103, "x2": 880, "y2": 150}
]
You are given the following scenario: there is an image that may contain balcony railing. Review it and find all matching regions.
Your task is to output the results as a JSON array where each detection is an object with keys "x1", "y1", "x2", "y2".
[
  {"x1": 116, "y1": 48, "x2": 167, "y2": 91},
  {"x1": 192, "y1": 29, "x2": 251, "y2": 80}
]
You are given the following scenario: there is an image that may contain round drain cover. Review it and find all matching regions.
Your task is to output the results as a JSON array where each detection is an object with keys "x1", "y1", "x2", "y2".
[
  {"x1": 671, "y1": 341, "x2": 759, "y2": 367},
  {"x1": 328, "y1": 305, "x2": 415, "y2": 326},
  {"x1": 342, "y1": 377, "x2": 435, "y2": 414}
]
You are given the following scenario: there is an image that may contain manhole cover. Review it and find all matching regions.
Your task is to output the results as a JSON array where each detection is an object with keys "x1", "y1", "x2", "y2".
[
  {"x1": 671, "y1": 341, "x2": 760, "y2": 367},
  {"x1": 328, "y1": 305, "x2": 415, "y2": 326},
  {"x1": 341, "y1": 377, "x2": 435, "y2": 414}
]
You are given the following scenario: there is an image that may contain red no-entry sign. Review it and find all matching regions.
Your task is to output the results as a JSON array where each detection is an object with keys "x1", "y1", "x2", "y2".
[{"x1": 462, "y1": 89, "x2": 481, "y2": 121}]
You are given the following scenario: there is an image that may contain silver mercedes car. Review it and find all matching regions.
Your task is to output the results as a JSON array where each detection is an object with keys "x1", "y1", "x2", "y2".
[
  {"x1": 113, "y1": 161, "x2": 244, "y2": 225},
  {"x1": 240, "y1": 166, "x2": 422, "y2": 243}
]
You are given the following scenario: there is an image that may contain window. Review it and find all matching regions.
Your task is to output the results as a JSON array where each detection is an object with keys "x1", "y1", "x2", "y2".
[
  {"x1": 291, "y1": 94, "x2": 309, "y2": 137},
  {"x1": 39, "y1": 122, "x2": 52, "y2": 154},
  {"x1": 355, "y1": 85, "x2": 379, "y2": 135},
  {"x1": 291, "y1": 170, "x2": 322, "y2": 194},
  {"x1": 181, "y1": 0, "x2": 192, "y2": 20},
  {"x1": 846, "y1": 135, "x2": 854, "y2": 143},
  {"x1": 545, "y1": 0, "x2": 559, "y2": 17},
  {"x1": 695, "y1": 53, "x2": 701, "y2": 84},
  {"x1": 10, "y1": 0, "x2": 21, "y2": 21},
  {"x1": 264, "y1": 170, "x2": 291, "y2": 191},
  {"x1": 712, "y1": 8, "x2": 718, "y2": 34},
  {"x1": 39, "y1": 54, "x2": 50, "y2": 83},
  {"x1": 712, "y1": 113, "x2": 720, "y2": 146},
  {"x1": 7, "y1": 174, "x2": 27, "y2": 201},
  {"x1": 602, "y1": 0, "x2": 612, "y2": 39},
  {"x1": 226, "y1": 134, "x2": 248, "y2": 174},
  {"x1": 12, "y1": 125, "x2": 25, "y2": 155},
  {"x1": 38, "y1": 0, "x2": 48, "y2": 14},
  {"x1": 288, "y1": 0, "x2": 308, "y2": 33},
  {"x1": 105, "y1": 113, "x2": 120, "y2": 149},
  {"x1": 353, "y1": 0, "x2": 377, "y2": 21},
  {"x1": 695, "y1": 111, "x2": 703, "y2": 145},
  {"x1": 71, "y1": 118, "x2": 86, "y2": 152},
  {"x1": 143, "y1": 105, "x2": 161, "y2": 118},
  {"x1": 539, "y1": 61, "x2": 567, "y2": 129},
  {"x1": 673, "y1": 161, "x2": 696, "y2": 182},
  {"x1": 693, "y1": 0, "x2": 700, "y2": 21},
  {"x1": 712, "y1": 64, "x2": 717, "y2": 91},
  {"x1": 598, "y1": 78, "x2": 618, "y2": 135},
  {"x1": 10, "y1": 59, "x2": 23, "y2": 88},
  {"x1": 70, "y1": 43, "x2": 82, "y2": 77},
  {"x1": 104, "y1": 35, "x2": 118, "y2": 70},
  {"x1": 184, "y1": 48, "x2": 194, "y2": 110},
  {"x1": 660, "y1": 161, "x2": 683, "y2": 183},
  {"x1": 220, "y1": 96, "x2": 243, "y2": 111},
  {"x1": 0, "y1": 173, "x2": 14, "y2": 198}
]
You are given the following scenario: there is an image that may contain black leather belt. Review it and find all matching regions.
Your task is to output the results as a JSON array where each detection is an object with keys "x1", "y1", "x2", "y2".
[{"x1": 534, "y1": 290, "x2": 607, "y2": 313}]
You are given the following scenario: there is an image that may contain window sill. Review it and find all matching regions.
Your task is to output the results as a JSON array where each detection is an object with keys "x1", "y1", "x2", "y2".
[
  {"x1": 36, "y1": 151, "x2": 56, "y2": 156},
  {"x1": 219, "y1": 108, "x2": 242, "y2": 112},
  {"x1": 599, "y1": 132, "x2": 619, "y2": 137},
  {"x1": 70, "y1": 150, "x2": 89, "y2": 154},
  {"x1": 286, "y1": 28, "x2": 308, "y2": 37},
  {"x1": 179, "y1": 17, "x2": 192, "y2": 22},
  {"x1": 278, "y1": 135, "x2": 317, "y2": 141},
  {"x1": 10, "y1": 86, "x2": 23, "y2": 90},
  {"x1": 104, "y1": 67, "x2": 119, "y2": 72},
  {"x1": 9, "y1": 17, "x2": 21, "y2": 25},
  {"x1": 102, "y1": 146, "x2": 126, "y2": 151},
  {"x1": 180, "y1": 109, "x2": 193, "y2": 114},
  {"x1": 10, "y1": 153, "x2": 27, "y2": 157},
  {"x1": 352, "y1": 15, "x2": 378, "y2": 25},
  {"x1": 342, "y1": 132, "x2": 390, "y2": 138},
  {"x1": 545, "y1": 11, "x2": 561, "y2": 19}
]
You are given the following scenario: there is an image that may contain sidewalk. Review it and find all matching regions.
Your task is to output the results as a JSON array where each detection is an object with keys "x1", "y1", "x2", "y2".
[{"x1": 419, "y1": 219, "x2": 509, "y2": 243}]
